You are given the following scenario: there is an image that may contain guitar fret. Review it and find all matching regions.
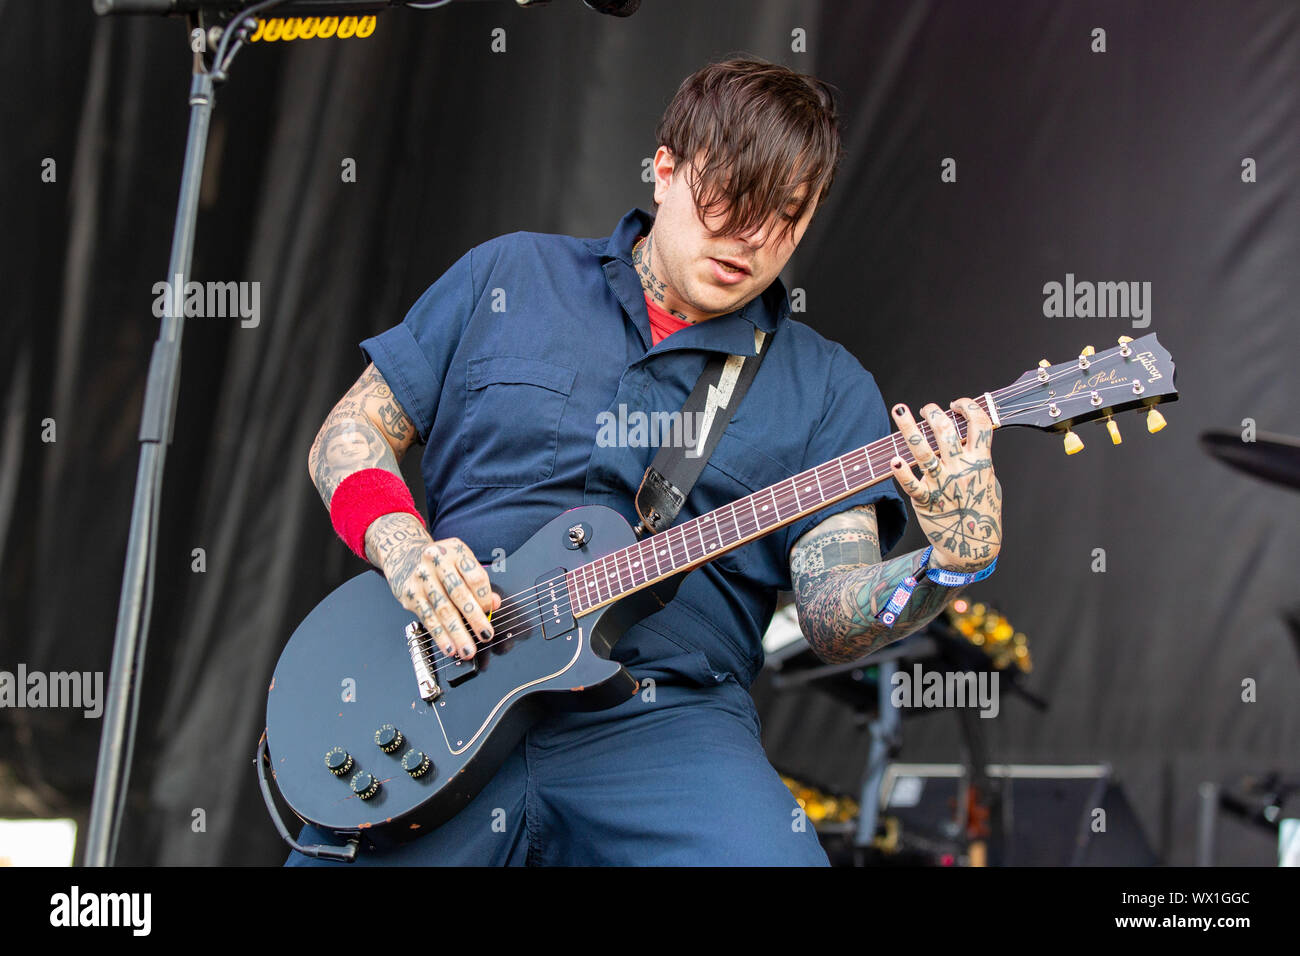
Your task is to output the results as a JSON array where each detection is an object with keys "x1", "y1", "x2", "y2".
[
  {"x1": 606, "y1": 552, "x2": 620, "y2": 598},
  {"x1": 569, "y1": 572, "x2": 585, "y2": 616},
  {"x1": 605, "y1": 555, "x2": 618, "y2": 601},
  {"x1": 850, "y1": 451, "x2": 866, "y2": 485},
  {"x1": 728, "y1": 503, "x2": 743, "y2": 544},
  {"x1": 629, "y1": 538, "x2": 644, "y2": 582},
  {"x1": 631, "y1": 547, "x2": 642, "y2": 588},
  {"x1": 626, "y1": 544, "x2": 640, "y2": 589},
  {"x1": 791, "y1": 477, "x2": 802, "y2": 512},
  {"x1": 649, "y1": 536, "x2": 663, "y2": 578},
  {"x1": 813, "y1": 465, "x2": 825, "y2": 501},
  {"x1": 770, "y1": 484, "x2": 783, "y2": 521},
  {"x1": 608, "y1": 553, "x2": 622, "y2": 598},
  {"x1": 621, "y1": 546, "x2": 637, "y2": 590},
  {"x1": 749, "y1": 495, "x2": 760, "y2": 534}
]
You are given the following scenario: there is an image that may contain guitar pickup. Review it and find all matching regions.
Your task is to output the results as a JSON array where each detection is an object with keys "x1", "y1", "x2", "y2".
[
  {"x1": 443, "y1": 654, "x2": 478, "y2": 687},
  {"x1": 535, "y1": 567, "x2": 574, "y2": 639}
]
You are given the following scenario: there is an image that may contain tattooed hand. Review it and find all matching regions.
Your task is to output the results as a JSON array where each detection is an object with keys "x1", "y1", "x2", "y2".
[
  {"x1": 369, "y1": 514, "x2": 502, "y2": 662},
  {"x1": 888, "y1": 398, "x2": 1002, "y2": 573}
]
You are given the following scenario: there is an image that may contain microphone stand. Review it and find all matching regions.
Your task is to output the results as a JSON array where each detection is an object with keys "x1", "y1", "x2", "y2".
[{"x1": 84, "y1": 0, "x2": 288, "y2": 867}]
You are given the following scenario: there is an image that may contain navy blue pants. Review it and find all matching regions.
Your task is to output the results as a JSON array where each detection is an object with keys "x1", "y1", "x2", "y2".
[{"x1": 284, "y1": 675, "x2": 828, "y2": 866}]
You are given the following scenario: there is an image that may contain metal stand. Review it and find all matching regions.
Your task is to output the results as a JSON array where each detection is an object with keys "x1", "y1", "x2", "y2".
[
  {"x1": 84, "y1": 2, "x2": 282, "y2": 867},
  {"x1": 854, "y1": 658, "x2": 900, "y2": 849}
]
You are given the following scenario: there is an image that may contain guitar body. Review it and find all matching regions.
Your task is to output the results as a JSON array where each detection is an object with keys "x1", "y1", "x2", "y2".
[{"x1": 265, "y1": 504, "x2": 674, "y2": 847}]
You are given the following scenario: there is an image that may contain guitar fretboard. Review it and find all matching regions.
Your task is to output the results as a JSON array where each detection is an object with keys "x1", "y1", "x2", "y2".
[{"x1": 566, "y1": 394, "x2": 996, "y2": 616}]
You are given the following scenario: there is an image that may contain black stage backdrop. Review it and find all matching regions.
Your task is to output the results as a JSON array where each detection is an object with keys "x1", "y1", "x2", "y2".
[{"x1": 1, "y1": 0, "x2": 1296, "y2": 865}]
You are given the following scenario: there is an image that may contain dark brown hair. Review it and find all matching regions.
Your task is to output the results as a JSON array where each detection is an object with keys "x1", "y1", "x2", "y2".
[{"x1": 654, "y1": 55, "x2": 842, "y2": 245}]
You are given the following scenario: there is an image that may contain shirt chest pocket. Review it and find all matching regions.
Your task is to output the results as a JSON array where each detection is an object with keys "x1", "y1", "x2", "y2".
[
  {"x1": 461, "y1": 355, "x2": 578, "y2": 488},
  {"x1": 697, "y1": 430, "x2": 795, "y2": 576}
]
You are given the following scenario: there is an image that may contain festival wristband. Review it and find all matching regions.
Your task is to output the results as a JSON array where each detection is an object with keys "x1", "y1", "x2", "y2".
[
  {"x1": 329, "y1": 468, "x2": 426, "y2": 562},
  {"x1": 875, "y1": 546, "x2": 998, "y2": 628}
]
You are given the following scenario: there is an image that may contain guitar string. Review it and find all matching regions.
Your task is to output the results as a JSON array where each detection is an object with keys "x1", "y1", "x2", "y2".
[
  {"x1": 993, "y1": 379, "x2": 1149, "y2": 416},
  {"x1": 411, "y1": 376, "x2": 1156, "y2": 661},
  {"x1": 412, "y1": 432, "x2": 949, "y2": 664},
  {"x1": 422, "y1": 351, "x2": 1138, "y2": 630},
  {"x1": 410, "y1": 365, "x2": 1163, "y2": 661}
]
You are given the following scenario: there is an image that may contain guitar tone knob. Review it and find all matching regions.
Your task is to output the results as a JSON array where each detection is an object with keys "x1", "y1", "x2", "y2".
[
  {"x1": 325, "y1": 747, "x2": 353, "y2": 777},
  {"x1": 375, "y1": 723, "x2": 404, "y2": 753},
  {"x1": 401, "y1": 749, "x2": 433, "y2": 779},
  {"x1": 351, "y1": 771, "x2": 381, "y2": 800}
]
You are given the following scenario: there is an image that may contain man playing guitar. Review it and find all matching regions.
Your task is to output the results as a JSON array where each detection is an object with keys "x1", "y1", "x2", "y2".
[{"x1": 288, "y1": 56, "x2": 1002, "y2": 866}]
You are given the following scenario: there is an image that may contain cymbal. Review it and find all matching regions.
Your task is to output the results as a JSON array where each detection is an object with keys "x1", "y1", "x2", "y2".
[{"x1": 1200, "y1": 429, "x2": 1300, "y2": 491}]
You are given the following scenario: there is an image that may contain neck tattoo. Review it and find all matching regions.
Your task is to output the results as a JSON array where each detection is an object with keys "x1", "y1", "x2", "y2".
[{"x1": 632, "y1": 233, "x2": 692, "y2": 322}]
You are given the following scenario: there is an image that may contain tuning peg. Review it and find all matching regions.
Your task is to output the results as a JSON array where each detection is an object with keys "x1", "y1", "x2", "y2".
[
  {"x1": 1117, "y1": 336, "x2": 1133, "y2": 344},
  {"x1": 1080, "y1": 345, "x2": 1095, "y2": 357},
  {"x1": 1063, "y1": 429, "x2": 1084, "y2": 455},
  {"x1": 1106, "y1": 418, "x2": 1122, "y2": 444},
  {"x1": 1038, "y1": 358, "x2": 1050, "y2": 368},
  {"x1": 1117, "y1": 335, "x2": 1134, "y2": 357},
  {"x1": 1146, "y1": 407, "x2": 1167, "y2": 433}
]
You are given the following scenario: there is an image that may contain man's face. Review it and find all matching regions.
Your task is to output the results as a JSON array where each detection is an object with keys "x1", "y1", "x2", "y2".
[{"x1": 649, "y1": 146, "x2": 818, "y2": 321}]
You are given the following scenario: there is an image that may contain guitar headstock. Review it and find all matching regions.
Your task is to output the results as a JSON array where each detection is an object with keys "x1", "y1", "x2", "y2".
[{"x1": 989, "y1": 333, "x2": 1178, "y2": 453}]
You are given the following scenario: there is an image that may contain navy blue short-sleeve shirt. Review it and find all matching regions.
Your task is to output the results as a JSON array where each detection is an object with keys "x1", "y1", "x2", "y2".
[{"x1": 360, "y1": 208, "x2": 908, "y2": 689}]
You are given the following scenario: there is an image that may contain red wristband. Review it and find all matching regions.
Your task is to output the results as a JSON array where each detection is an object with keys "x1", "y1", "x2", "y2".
[{"x1": 329, "y1": 468, "x2": 426, "y2": 562}]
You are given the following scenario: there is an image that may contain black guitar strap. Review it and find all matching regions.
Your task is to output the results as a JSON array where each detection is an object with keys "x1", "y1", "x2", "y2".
[{"x1": 633, "y1": 326, "x2": 773, "y2": 537}]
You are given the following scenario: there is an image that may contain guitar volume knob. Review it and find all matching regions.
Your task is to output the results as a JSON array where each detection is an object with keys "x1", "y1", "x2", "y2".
[
  {"x1": 401, "y1": 749, "x2": 433, "y2": 779},
  {"x1": 375, "y1": 723, "x2": 404, "y2": 753},
  {"x1": 325, "y1": 747, "x2": 353, "y2": 776},
  {"x1": 351, "y1": 770, "x2": 381, "y2": 800}
]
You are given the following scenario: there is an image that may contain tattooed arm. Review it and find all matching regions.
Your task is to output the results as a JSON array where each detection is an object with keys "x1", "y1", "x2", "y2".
[
  {"x1": 307, "y1": 362, "x2": 419, "y2": 563},
  {"x1": 789, "y1": 396, "x2": 1003, "y2": 664},
  {"x1": 307, "y1": 362, "x2": 499, "y2": 660},
  {"x1": 789, "y1": 505, "x2": 964, "y2": 664}
]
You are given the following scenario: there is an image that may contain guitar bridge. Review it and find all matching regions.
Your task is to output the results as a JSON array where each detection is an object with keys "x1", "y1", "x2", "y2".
[{"x1": 405, "y1": 621, "x2": 442, "y2": 702}]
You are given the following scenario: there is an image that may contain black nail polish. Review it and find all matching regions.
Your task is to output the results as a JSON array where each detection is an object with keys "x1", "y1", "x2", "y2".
[{"x1": 479, "y1": 628, "x2": 492, "y2": 643}]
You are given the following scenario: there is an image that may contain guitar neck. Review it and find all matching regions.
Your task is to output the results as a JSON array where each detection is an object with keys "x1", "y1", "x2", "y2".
[{"x1": 567, "y1": 393, "x2": 999, "y2": 616}]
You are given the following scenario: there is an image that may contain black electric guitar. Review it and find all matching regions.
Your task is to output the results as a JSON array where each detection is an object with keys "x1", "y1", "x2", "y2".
[{"x1": 258, "y1": 334, "x2": 1177, "y2": 856}]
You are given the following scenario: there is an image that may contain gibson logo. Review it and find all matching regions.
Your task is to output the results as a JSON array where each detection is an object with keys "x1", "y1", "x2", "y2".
[
  {"x1": 1136, "y1": 351, "x2": 1163, "y2": 382},
  {"x1": 1066, "y1": 368, "x2": 1126, "y2": 397}
]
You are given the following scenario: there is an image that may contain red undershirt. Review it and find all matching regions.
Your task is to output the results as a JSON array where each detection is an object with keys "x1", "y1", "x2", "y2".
[{"x1": 645, "y1": 294, "x2": 692, "y2": 345}]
